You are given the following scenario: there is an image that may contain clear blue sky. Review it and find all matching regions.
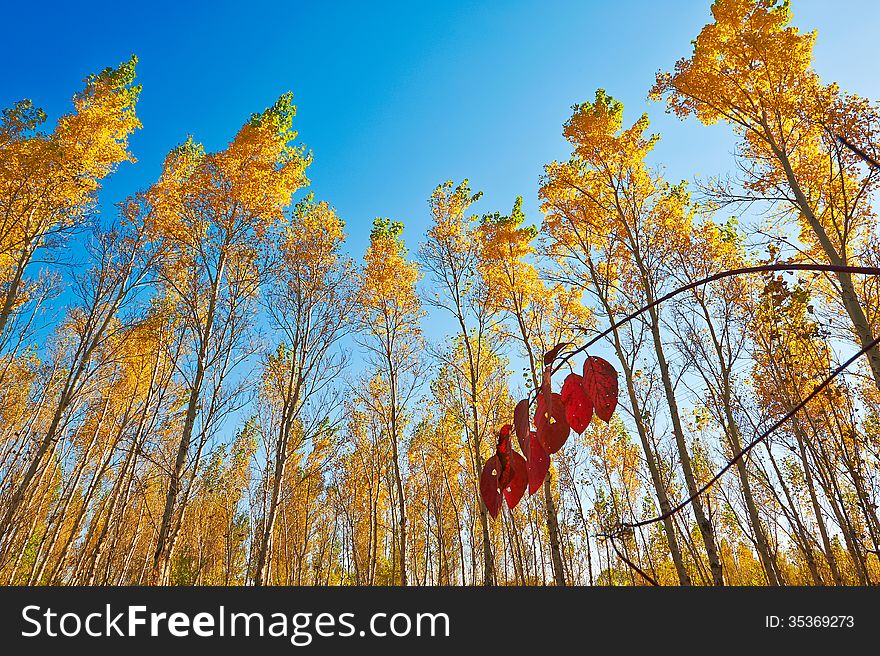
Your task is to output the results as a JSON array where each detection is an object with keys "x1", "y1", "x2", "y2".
[
  {"x1": 3, "y1": 0, "x2": 879, "y2": 444},
  {"x1": 3, "y1": 0, "x2": 878, "y2": 261}
]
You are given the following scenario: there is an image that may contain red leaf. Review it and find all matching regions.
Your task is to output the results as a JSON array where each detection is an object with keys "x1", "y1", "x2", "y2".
[
  {"x1": 561, "y1": 373, "x2": 593, "y2": 434},
  {"x1": 527, "y1": 432, "x2": 550, "y2": 495},
  {"x1": 541, "y1": 366, "x2": 553, "y2": 415},
  {"x1": 583, "y1": 356, "x2": 618, "y2": 422},
  {"x1": 513, "y1": 399, "x2": 531, "y2": 456},
  {"x1": 498, "y1": 424, "x2": 513, "y2": 447},
  {"x1": 496, "y1": 427, "x2": 516, "y2": 491},
  {"x1": 502, "y1": 450, "x2": 528, "y2": 509},
  {"x1": 534, "y1": 391, "x2": 570, "y2": 454},
  {"x1": 480, "y1": 455, "x2": 502, "y2": 519},
  {"x1": 543, "y1": 342, "x2": 569, "y2": 366}
]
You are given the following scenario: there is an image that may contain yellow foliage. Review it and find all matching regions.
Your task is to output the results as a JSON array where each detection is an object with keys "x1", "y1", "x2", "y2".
[
  {"x1": 652, "y1": 0, "x2": 878, "y2": 263},
  {"x1": 0, "y1": 56, "x2": 140, "y2": 306},
  {"x1": 146, "y1": 93, "x2": 310, "y2": 302},
  {"x1": 360, "y1": 218, "x2": 423, "y2": 330}
]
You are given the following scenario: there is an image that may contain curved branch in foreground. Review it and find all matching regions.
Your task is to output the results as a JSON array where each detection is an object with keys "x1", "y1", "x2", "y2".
[
  {"x1": 543, "y1": 263, "x2": 880, "y2": 542},
  {"x1": 606, "y1": 535, "x2": 660, "y2": 586},
  {"x1": 615, "y1": 331, "x2": 880, "y2": 536},
  {"x1": 553, "y1": 263, "x2": 880, "y2": 377}
]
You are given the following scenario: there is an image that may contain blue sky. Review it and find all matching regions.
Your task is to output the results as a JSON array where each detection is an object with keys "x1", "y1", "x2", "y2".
[
  {"x1": 4, "y1": 0, "x2": 879, "y2": 262},
  {"x1": 3, "y1": 0, "x2": 880, "y2": 383},
  {"x1": 3, "y1": 0, "x2": 879, "y2": 455}
]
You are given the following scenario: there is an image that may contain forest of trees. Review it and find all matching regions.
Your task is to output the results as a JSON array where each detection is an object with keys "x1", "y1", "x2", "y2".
[{"x1": 2, "y1": 0, "x2": 880, "y2": 586}]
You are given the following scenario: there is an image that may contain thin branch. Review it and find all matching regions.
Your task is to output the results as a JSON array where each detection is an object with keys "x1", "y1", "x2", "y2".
[
  {"x1": 599, "y1": 534, "x2": 660, "y2": 586},
  {"x1": 837, "y1": 135, "x2": 880, "y2": 170},
  {"x1": 553, "y1": 263, "x2": 880, "y2": 377},
  {"x1": 614, "y1": 330, "x2": 880, "y2": 536}
]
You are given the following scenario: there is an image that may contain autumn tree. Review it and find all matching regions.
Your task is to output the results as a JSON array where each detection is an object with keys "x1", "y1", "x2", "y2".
[
  {"x1": 332, "y1": 393, "x2": 395, "y2": 585},
  {"x1": 406, "y1": 407, "x2": 469, "y2": 584},
  {"x1": 145, "y1": 93, "x2": 310, "y2": 583},
  {"x1": 71, "y1": 304, "x2": 184, "y2": 585},
  {"x1": 0, "y1": 61, "x2": 142, "y2": 555},
  {"x1": 420, "y1": 180, "x2": 516, "y2": 585},
  {"x1": 429, "y1": 335, "x2": 514, "y2": 584},
  {"x1": 541, "y1": 90, "x2": 726, "y2": 584},
  {"x1": 653, "y1": 0, "x2": 880, "y2": 393},
  {"x1": 0, "y1": 57, "x2": 140, "y2": 345},
  {"x1": 356, "y1": 218, "x2": 425, "y2": 586},
  {"x1": 479, "y1": 196, "x2": 593, "y2": 585},
  {"x1": 251, "y1": 195, "x2": 354, "y2": 585},
  {"x1": 170, "y1": 428, "x2": 255, "y2": 584},
  {"x1": 663, "y1": 216, "x2": 782, "y2": 584},
  {"x1": 749, "y1": 272, "x2": 879, "y2": 584}
]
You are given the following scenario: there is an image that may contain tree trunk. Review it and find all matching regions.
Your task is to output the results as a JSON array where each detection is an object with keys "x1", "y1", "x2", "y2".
[
  {"x1": 772, "y1": 139, "x2": 880, "y2": 392},
  {"x1": 152, "y1": 255, "x2": 225, "y2": 584},
  {"x1": 593, "y1": 277, "x2": 691, "y2": 585},
  {"x1": 645, "y1": 299, "x2": 724, "y2": 585},
  {"x1": 543, "y1": 475, "x2": 566, "y2": 585}
]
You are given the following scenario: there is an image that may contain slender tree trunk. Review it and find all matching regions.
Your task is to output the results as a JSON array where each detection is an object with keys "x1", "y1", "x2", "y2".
[
  {"x1": 796, "y1": 433, "x2": 842, "y2": 585},
  {"x1": 543, "y1": 475, "x2": 566, "y2": 585},
  {"x1": 592, "y1": 275, "x2": 691, "y2": 585},
  {"x1": 152, "y1": 255, "x2": 225, "y2": 584},
  {"x1": 693, "y1": 299, "x2": 779, "y2": 584},
  {"x1": 645, "y1": 298, "x2": 724, "y2": 585},
  {"x1": 475, "y1": 452, "x2": 495, "y2": 586},
  {"x1": 253, "y1": 440, "x2": 287, "y2": 586},
  {"x1": 254, "y1": 382, "x2": 301, "y2": 586},
  {"x1": 771, "y1": 137, "x2": 880, "y2": 392},
  {"x1": 0, "y1": 237, "x2": 37, "y2": 338},
  {"x1": 385, "y1": 361, "x2": 408, "y2": 586}
]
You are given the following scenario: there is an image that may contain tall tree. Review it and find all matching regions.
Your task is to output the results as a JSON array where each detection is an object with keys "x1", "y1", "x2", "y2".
[
  {"x1": 653, "y1": 0, "x2": 880, "y2": 392},
  {"x1": 357, "y1": 218, "x2": 425, "y2": 586},
  {"x1": 541, "y1": 90, "x2": 724, "y2": 584},
  {"x1": 666, "y1": 217, "x2": 781, "y2": 584},
  {"x1": 0, "y1": 57, "x2": 140, "y2": 344},
  {"x1": 420, "y1": 180, "x2": 510, "y2": 585},
  {"x1": 145, "y1": 93, "x2": 309, "y2": 583},
  {"x1": 252, "y1": 195, "x2": 353, "y2": 585},
  {"x1": 479, "y1": 196, "x2": 593, "y2": 585}
]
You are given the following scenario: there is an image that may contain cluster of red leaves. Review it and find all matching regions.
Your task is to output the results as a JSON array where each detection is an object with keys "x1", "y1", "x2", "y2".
[
  {"x1": 480, "y1": 349, "x2": 619, "y2": 519},
  {"x1": 479, "y1": 425, "x2": 528, "y2": 519}
]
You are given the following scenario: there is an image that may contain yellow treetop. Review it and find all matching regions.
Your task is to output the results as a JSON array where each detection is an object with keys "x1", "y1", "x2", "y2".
[
  {"x1": 652, "y1": 0, "x2": 815, "y2": 128},
  {"x1": 541, "y1": 89, "x2": 692, "y2": 307},
  {"x1": 0, "y1": 56, "x2": 140, "y2": 285},
  {"x1": 360, "y1": 218, "x2": 423, "y2": 325},
  {"x1": 541, "y1": 89, "x2": 660, "y2": 254},
  {"x1": 280, "y1": 194, "x2": 346, "y2": 281},
  {"x1": 147, "y1": 92, "x2": 309, "y2": 249},
  {"x1": 478, "y1": 196, "x2": 541, "y2": 313},
  {"x1": 426, "y1": 180, "x2": 483, "y2": 260},
  {"x1": 479, "y1": 196, "x2": 592, "y2": 371},
  {"x1": 651, "y1": 0, "x2": 879, "y2": 262}
]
